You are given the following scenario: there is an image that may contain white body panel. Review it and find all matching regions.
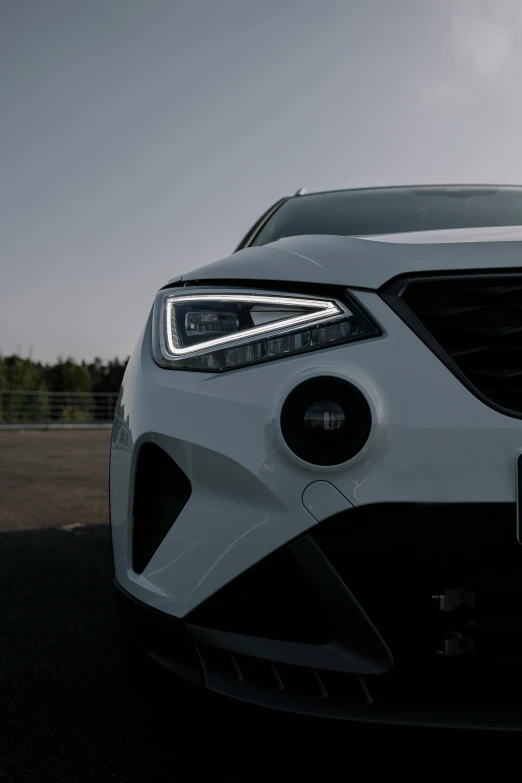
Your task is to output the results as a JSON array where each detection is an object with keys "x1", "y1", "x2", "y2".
[
  {"x1": 179, "y1": 229, "x2": 522, "y2": 290},
  {"x1": 111, "y1": 235, "x2": 522, "y2": 618}
]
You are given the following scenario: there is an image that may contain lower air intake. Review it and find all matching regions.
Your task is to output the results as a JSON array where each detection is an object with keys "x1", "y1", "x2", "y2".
[{"x1": 132, "y1": 443, "x2": 191, "y2": 574}]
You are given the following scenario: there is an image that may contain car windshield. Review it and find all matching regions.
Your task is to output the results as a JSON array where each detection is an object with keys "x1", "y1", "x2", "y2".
[{"x1": 249, "y1": 186, "x2": 522, "y2": 246}]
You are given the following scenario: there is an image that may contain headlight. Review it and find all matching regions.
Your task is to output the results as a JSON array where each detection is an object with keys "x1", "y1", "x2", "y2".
[{"x1": 152, "y1": 288, "x2": 380, "y2": 371}]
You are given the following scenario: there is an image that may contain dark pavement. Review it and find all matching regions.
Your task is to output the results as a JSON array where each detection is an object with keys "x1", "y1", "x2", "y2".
[{"x1": 0, "y1": 522, "x2": 400, "y2": 781}]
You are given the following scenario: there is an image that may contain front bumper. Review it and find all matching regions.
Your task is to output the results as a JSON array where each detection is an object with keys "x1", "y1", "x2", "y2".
[{"x1": 116, "y1": 501, "x2": 522, "y2": 729}]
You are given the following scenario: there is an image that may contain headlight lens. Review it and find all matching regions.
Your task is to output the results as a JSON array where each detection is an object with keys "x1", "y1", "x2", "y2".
[{"x1": 152, "y1": 289, "x2": 379, "y2": 371}]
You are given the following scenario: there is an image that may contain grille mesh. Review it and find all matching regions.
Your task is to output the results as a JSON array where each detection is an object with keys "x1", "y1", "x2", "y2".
[{"x1": 395, "y1": 274, "x2": 522, "y2": 416}]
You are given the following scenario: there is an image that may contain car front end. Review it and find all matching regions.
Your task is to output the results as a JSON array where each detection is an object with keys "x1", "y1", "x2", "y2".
[{"x1": 111, "y1": 186, "x2": 522, "y2": 729}]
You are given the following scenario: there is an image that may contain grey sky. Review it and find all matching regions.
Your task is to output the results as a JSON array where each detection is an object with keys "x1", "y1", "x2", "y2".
[{"x1": 2, "y1": 0, "x2": 522, "y2": 362}]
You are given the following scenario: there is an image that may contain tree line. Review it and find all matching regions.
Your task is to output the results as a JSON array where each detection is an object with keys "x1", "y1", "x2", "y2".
[{"x1": 0, "y1": 355, "x2": 128, "y2": 423}]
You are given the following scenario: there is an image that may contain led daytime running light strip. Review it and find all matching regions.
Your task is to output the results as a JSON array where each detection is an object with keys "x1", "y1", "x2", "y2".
[{"x1": 164, "y1": 294, "x2": 347, "y2": 358}]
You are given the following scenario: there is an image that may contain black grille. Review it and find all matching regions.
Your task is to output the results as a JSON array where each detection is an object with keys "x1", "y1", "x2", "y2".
[{"x1": 382, "y1": 272, "x2": 522, "y2": 416}]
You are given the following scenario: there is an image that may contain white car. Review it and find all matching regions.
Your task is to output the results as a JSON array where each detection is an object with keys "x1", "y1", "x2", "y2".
[{"x1": 110, "y1": 185, "x2": 522, "y2": 729}]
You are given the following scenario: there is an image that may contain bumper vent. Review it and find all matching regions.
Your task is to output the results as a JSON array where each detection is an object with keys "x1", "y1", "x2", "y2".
[
  {"x1": 382, "y1": 272, "x2": 522, "y2": 417},
  {"x1": 132, "y1": 443, "x2": 191, "y2": 574}
]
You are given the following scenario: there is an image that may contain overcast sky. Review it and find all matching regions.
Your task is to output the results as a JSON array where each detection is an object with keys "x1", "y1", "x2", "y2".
[{"x1": 2, "y1": 0, "x2": 522, "y2": 362}]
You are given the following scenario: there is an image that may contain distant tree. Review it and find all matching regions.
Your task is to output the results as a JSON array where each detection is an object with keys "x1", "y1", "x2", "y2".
[
  {"x1": 45, "y1": 357, "x2": 92, "y2": 393},
  {"x1": 104, "y1": 358, "x2": 127, "y2": 392},
  {"x1": 1, "y1": 356, "x2": 49, "y2": 423},
  {"x1": 0, "y1": 358, "x2": 7, "y2": 422},
  {"x1": 87, "y1": 357, "x2": 105, "y2": 392},
  {"x1": 86, "y1": 356, "x2": 127, "y2": 393},
  {"x1": 5, "y1": 356, "x2": 45, "y2": 389},
  {"x1": 44, "y1": 358, "x2": 92, "y2": 421},
  {"x1": 0, "y1": 354, "x2": 127, "y2": 422}
]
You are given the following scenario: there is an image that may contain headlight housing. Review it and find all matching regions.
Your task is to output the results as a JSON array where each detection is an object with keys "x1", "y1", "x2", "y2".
[{"x1": 152, "y1": 288, "x2": 380, "y2": 371}]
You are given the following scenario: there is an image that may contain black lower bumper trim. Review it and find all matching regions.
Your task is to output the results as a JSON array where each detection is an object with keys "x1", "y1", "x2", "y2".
[{"x1": 115, "y1": 501, "x2": 522, "y2": 729}]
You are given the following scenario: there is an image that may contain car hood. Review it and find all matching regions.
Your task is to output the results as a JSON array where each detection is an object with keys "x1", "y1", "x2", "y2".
[{"x1": 178, "y1": 226, "x2": 522, "y2": 291}]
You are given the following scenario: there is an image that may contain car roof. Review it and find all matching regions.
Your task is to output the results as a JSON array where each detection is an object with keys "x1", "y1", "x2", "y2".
[{"x1": 292, "y1": 183, "x2": 522, "y2": 197}]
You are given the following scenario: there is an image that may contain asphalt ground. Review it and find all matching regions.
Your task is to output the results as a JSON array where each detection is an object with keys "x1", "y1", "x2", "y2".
[{"x1": 0, "y1": 430, "x2": 519, "y2": 780}]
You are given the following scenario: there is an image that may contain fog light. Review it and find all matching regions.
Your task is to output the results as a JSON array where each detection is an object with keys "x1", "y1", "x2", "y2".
[
  {"x1": 304, "y1": 400, "x2": 345, "y2": 432},
  {"x1": 281, "y1": 377, "x2": 371, "y2": 466}
]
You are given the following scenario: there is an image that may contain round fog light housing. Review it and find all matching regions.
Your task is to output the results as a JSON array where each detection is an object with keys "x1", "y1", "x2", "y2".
[{"x1": 281, "y1": 377, "x2": 371, "y2": 466}]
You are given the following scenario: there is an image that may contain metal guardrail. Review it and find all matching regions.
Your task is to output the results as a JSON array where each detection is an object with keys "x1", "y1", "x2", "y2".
[{"x1": 0, "y1": 390, "x2": 119, "y2": 429}]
